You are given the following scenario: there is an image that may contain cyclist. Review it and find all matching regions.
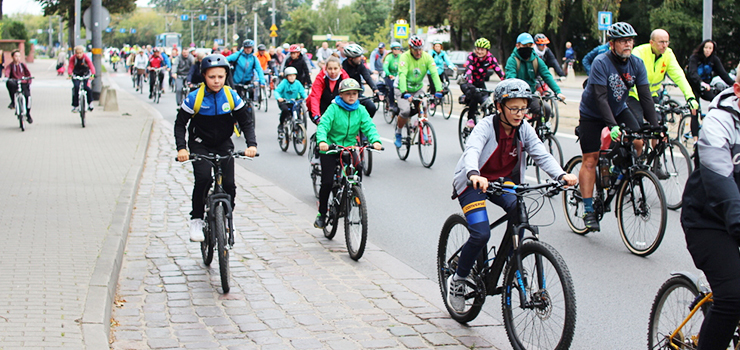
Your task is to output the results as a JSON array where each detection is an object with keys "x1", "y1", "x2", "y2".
[
  {"x1": 577, "y1": 22, "x2": 659, "y2": 232},
  {"x1": 280, "y1": 45, "x2": 311, "y2": 87},
  {"x1": 342, "y1": 43, "x2": 379, "y2": 118},
  {"x1": 562, "y1": 41, "x2": 576, "y2": 75},
  {"x1": 68, "y1": 45, "x2": 96, "y2": 113},
  {"x1": 5, "y1": 49, "x2": 32, "y2": 123},
  {"x1": 175, "y1": 54, "x2": 258, "y2": 242},
  {"x1": 686, "y1": 39, "x2": 735, "y2": 143},
  {"x1": 275, "y1": 66, "x2": 308, "y2": 138},
  {"x1": 446, "y1": 78, "x2": 577, "y2": 312},
  {"x1": 227, "y1": 40, "x2": 266, "y2": 102},
  {"x1": 504, "y1": 33, "x2": 566, "y2": 125},
  {"x1": 313, "y1": 78, "x2": 382, "y2": 229},
  {"x1": 146, "y1": 48, "x2": 167, "y2": 99},
  {"x1": 383, "y1": 42, "x2": 402, "y2": 114},
  {"x1": 255, "y1": 44, "x2": 271, "y2": 72},
  {"x1": 428, "y1": 39, "x2": 456, "y2": 95},
  {"x1": 582, "y1": 43, "x2": 610, "y2": 76},
  {"x1": 133, "y1": 49, "x2": 148, "y2": 91},
  {"x1": 628, "y1": 29, "x2": 698, "y2": 123},
  {"x1": 307, "y1": 56, "x2": 349, "y2": 122},
  {"x1": 461, "y1": 37, "x2": 505, "y2": 128},
  {"x1": 533, "y1": 33, "x2": 566, "y2": 79},
  {"x1": 393, "y1": 35, "x2": 444, "y2": 148},
  {"x1": 172, "y1": 47, "x2": 194, "y2": 107},
  {"x1": 186, "y1": 52, "x2": 206, "y2": 90},
  {"x1": 681, "y1": 73, "x2": 740, "y2": 350},
  {"x1": 369, "y1": 43, "x2": 386, "y2": 77}
]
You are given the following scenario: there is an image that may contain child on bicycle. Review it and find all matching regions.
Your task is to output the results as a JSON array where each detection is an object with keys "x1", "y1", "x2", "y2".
[
  {"x1": 314, "y1": 78, "x2": 382, "y2": 229},
  {"x1": 5, "y1": 50, "x2": 32, "y2": 123},
  {"x1": 68, "y1": 45, "x2": 95, "y2": 113},
  {"x1": 447, "y1": 78, "x2": 577, "y2": 313},
  {"x1": 175, "y1": 54, "x2": 258, "y2": 242},
  {"x1": 275, "y1": 66, "x2": 307, "y2": 138}
]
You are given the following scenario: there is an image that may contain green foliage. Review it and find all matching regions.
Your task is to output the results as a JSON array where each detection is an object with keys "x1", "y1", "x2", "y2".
[
  {"x1": 37, "y1": 0, "x2": 136, "y2": 21},
  {"x1": 351, "y1": 0, "x2": 390, "y2": 38},
  {"x1": 282, "y1": 5, "x2": 317, "y2": 46},
  {"x1": 0, "y1": 19, "x2": 31, "y2": 55},
  {"x1": 102, "y1": 8, "x2": 169, "y2": 48}
]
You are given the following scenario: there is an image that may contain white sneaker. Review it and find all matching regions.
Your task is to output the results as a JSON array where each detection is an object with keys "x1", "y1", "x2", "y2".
[
  {"x1": 72, "y1": 107, "x2": 79, "y2": 113},
  {"x1": 446, "y1": 275, "x2": 466, "y2": 313},
  {"x1": 189, "y1": 219, "x2": 205, "y2": 242}
]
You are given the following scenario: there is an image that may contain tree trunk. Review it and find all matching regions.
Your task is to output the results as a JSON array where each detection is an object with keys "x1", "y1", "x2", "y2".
[
  {"x1": 0, "y1": 0, "x2": 4, "y2": 20},
  {"x1": 450, "y1": 24, "x2": 460, "y2": 50}
]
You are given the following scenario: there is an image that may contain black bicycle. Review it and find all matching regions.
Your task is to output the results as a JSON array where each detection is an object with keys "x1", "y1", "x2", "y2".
[
  {"x1": 428, "y1": 78, "x2": 453, "y2": 120},
  {"x1": 321, "y1": 144, "x2": 382, "y2": 261},
  {"x1": 179, "y1": 151, "x2": 256, "y2": 294},
  {"x1": 562, "y1": 124, "x2": 668, "y2": 256},
  {"x1": 150, "y1": 67, "x2": 166, "y2": 104},
  {"x1": 539, "y1": 90, "x2": 564, "y2": 135},
  {"x1": 278, "y1": 99, "x2": 308, "y2": 155},
  {"x1": 458, "y1": 88, "x2": 496, "y2": 151},
  {"x1": 525, "y1": 108, "x2": 563, "y2": 184},
  {"x1": 438, "y1": 179, "x2": 576, "y2": 350},
  {"x1": 9, "y1": 77, "x2": 33, "y2": 131}
]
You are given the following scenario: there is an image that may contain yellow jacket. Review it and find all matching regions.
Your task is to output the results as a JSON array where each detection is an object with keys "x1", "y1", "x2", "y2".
[{"x1": 628, "y1": 43, "x2": 695, "y2": 101}]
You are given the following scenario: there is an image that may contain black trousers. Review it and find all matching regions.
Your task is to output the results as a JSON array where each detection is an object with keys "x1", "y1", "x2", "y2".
[
  {"x1": 72, "y1": 78, "x2": 92, "y2": 107},
  {"x1": 685, "y1": 226, "x2": 740, "y2": 350},
  {"x1": 189, "y1": 142, "x2": 236, "y2": 220},
  {"x1": 149, "y1": 70, "x2": 165, "y2": 95},
  {"x1": 278, "y1": 101, "x2": 292, "y2": 128},
  {"x1": 461, "y1": 82, "x2": 486, "y2": 117},
  {"x1": 360, "y1": 95, "x2": 377, "y2": 118},
  {"x1": 6, "y1": 80, "x2": 30, "y2": 112},
  {"x1": 426, "y1": 71, "x2": 448, "y2": 94},
  {"x1": 318, "y1": 153, "x2": 339, "y2": 216}
]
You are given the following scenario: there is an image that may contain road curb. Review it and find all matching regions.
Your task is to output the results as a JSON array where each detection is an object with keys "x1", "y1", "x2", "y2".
[{"x1": 80, "y1": 77, "x2": 155, "y2": 349}]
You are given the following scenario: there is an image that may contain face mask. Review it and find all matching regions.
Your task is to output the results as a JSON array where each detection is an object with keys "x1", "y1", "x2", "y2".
[{"x1": 518, "y1": 47, "x2": 533, "y2": 58}]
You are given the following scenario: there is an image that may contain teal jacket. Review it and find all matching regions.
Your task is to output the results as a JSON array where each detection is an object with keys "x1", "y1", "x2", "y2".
[
  {"x1": 275, "y1": 79, "x2": 307, "y2": 101},
  {"x1": 316, "y1": 102, "x2": 381, "y2": 152},
  {"x1": 504, "y1": 48, "x2": 561, "y2": 95}
]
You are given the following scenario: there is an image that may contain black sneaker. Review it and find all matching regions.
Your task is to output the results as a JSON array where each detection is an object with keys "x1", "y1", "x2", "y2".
[
  {"x1": 314, "y1": 214, "x2": 326, "y2": 229},
  {"x1": 653, "y1": 161, "x2": 670, "y2": 180},
  {"x1": 7, "y1": 103, "x2": 14, "y2": 110},
  {"x1": 584, "y1": 212, "x2": 600, "y2": 232},
  {"x1": 26, "y1": 115, "x2": 33, "y2": 124}
]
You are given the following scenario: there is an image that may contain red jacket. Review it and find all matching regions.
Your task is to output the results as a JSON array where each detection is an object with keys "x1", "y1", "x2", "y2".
[
  {"x1": 68, "y1": 54, "x2": 96, "y2": 76},
  {"x1": 4, "y1": 62, "x2": 31, "y2": 82},
  {"x1": 307, "y1": 68, "x2": 350, "y2": 118}
]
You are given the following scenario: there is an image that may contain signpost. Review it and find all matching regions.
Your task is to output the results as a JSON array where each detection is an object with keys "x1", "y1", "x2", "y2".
[
  {"x1": 598, "y1": 11, "x2": 612, "y2": 44},
  {"x1": 270, "y1": 24, "x2": 278, "y2": 38},
  {"x1": 393, "y1": 20, "x2": 409, "y2": 39}
]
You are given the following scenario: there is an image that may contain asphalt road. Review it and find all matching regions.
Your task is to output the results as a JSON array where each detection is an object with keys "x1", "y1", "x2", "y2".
[{"x1": 109, "y1": 68, "x2": 696, "y2": 350}]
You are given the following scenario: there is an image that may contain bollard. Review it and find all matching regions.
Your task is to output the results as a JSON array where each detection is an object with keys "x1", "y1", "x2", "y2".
[
  {"x1": 99, "y1": 85, "x2": 109, "y2": 107},
  {"x1": 104, "y1": 89, "x2": 119, "y2": 111}
]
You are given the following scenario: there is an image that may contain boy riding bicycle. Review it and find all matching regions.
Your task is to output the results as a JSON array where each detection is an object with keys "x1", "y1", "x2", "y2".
[
  {"x1": 175, "y1": 54, "x2": 258, "y2": 242},
  {"x1": 5, "y1": 50, "x2": 33, "y2": 123},
  {"x1": 447, "y1": 78, "x2": 577, "y2": 313},
  {"x1": 314, "y1": 78, "x2": 382, "y2": 229},
  {"x1": 275, "y1": 67, "x2": 308, "y2": 138}
]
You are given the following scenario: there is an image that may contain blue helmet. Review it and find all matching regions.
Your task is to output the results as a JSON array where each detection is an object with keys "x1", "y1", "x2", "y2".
[
  {"x1": 242, "y1": 39, "x2": 254, "y2": 48},
  {"x1": 200, "y1": 54, "x2": 230, "y2": 75}
]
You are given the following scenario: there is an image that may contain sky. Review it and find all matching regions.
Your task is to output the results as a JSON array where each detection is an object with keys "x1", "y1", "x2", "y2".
[{"x1": 3, "y1": 0, "x2": 152, "y2": 16}]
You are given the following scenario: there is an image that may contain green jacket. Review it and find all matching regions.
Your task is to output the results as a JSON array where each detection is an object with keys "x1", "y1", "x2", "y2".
[
  {"x1": 398, "y1": 50, "x2": 442, "y2": 93},
  {"x1": 383, "y1": 53, "x2": 401, "y2": 77},
  {"x1": 316, "y1": 102, "x2": 381, "y2": 152},
  {"x1": 504, "y1": 48, "x2": 561, "y2": 95}
]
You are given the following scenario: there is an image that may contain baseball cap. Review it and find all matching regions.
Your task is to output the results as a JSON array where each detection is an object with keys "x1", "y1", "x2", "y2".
[
  {"x1": 378, "y1": 42, "x2": 385, "y2": 48},
  {"x1": 516, "y1": 33, "x2": 534, "y2": 45}
]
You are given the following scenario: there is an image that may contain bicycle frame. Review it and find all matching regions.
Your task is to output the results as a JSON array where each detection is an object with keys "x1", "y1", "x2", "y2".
[{"x1": 666, "y1": 292, "x2": 713, "y2": 349}]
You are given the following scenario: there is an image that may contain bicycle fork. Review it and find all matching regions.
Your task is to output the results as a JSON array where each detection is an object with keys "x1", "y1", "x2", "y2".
[{"x1": 208, "y1": 193, "x2": 235, "y2": 247}]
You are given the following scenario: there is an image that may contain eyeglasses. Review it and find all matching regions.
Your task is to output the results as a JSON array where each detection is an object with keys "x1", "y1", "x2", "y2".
[
  {"x1": 503, "y1": 105, "x2": 530, "y2": 115},
  {"x1": 656, "y1": 40, "x2": 670, "y2": 46},
  {"x1": 615, "y1": 38, "x2": 634, "y2": 45}
]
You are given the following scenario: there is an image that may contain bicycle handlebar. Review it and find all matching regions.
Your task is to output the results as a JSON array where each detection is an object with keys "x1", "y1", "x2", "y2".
[
  {"x1": 469, "y1": 179, "x2": 568, "y2": 195},
  {"x1": 175, "y1": 151, "x2": 259, "y2": 162},
  {"x1": 325, "y1": 143, "x2": 384, "y2": 154},
  {"x1": 72, "y1": 74, "x2": 93, "y2": 80}
]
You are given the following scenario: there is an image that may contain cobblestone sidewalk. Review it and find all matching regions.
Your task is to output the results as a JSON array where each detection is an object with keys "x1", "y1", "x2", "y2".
[{"x1": 110, "y1": 118, "x2": 507, "y2": 349}]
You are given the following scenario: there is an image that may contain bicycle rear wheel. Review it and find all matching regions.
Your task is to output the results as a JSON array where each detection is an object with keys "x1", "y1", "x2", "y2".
[
  {"x1": 647, "y1": 275, "x2": 706, "y2": 350},
  {"x1": 442, "y1": 91, "x2": 453, "y2": 120},
  {"x1": 383, "y1": 101, "x2": 394, "y2": 124},
  {"x1": 437, "y1": 214, "x2": 486, "y2": 323},
  {"x1": 200, "y1": 221, "x2": 215, "y2": 267},
  {"x1": 214, "y1": 203, "x2": 230, "y2": 293},
  {"x1": 324, "y1": 188, "x2": 340, "y2": 239},
  {"x1": 344, "y1": 186, "x2": 368, "y2": 261},
  {"x1": 658, "y1": 140, "x2": 692, "y2": 210},
  {"x1": 502, "y1": 240, "x2": 576, "y2": 350},
  {"x1": 429, "y1": 98, "x2": 438, "y2": 117},
  {"x1": 396, "y1": 124, "x2": 411, "y2": 160},
  {"x1": 292, "y1": 123, "x2": 307, "y2": 156},
  {"x1": 80, "y1": 93, "x2": 86, "y2": 128},
  {"x1": 535, "y1": 134, "x2": 563, "y2": 183},
  {"x1": 549, "y1": 98, "x2": 560, "y2": 134},
  {"x1": 458, "y1": 108, "x2": 473, "y2": 151},
  {"x1": 677, "y1": 114, "x2": 696, "y2": 155},
  {"x1": 562, "y1": 156, "x2": 589, "y2": 235},
  {"x1": 616, "y1": 169, "x2": 667, "y2": 257},
  {"x1": 418, "y1": 121, "x2": 437, "y2": 168}
]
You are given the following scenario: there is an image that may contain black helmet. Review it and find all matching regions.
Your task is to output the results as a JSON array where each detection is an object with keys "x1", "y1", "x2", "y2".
[
  {"x1": 607, "y1": 22, "x2": 637, "y2": 40},
  {"x1": 200, "y1": 54, "x2": 230, "y2": 75},
  {"x1": 242, "y1": 39, "x2": 254, "y2": 48},
  {"x1": 257, "y1": 44, "x2": 266, "y2": 51}
]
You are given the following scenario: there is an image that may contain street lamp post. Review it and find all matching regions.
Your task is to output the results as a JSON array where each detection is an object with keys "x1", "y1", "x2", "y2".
[{"x1": 271, "y1": 0, "x2": 276, "y2": 47}]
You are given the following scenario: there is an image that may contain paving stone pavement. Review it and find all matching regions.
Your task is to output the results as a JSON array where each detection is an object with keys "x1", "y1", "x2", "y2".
[{"x1": 109, "y1": 117, "x2": 510, "y2": 349}]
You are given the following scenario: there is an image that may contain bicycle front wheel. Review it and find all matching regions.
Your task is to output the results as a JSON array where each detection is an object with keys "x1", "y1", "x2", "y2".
[
  {"x1": 443, "y1": 92, "x2": 453, "y2": 120},
  {"x1": 214, "y1": 203, "x2": 230, "y2": 293},
  {"x1": 292, "y1": 123, "x2": 307, "y2": 156},
  {"x1": 677, "y1": 114, "x2": 696, "y2": 152},
  {"x1": 383, "y1": 101, "x2": 394, "y2": 124},
  {"x1": 502, "y1": 240, "x2": 576, "y2": 350},
  {"x1": 436, "y1": 214, "x2": 486, "y2": 323},
  {"x1": 200, "y1": 227, "x2": 214, "y2": 267},
  {"x1": 344, "y1": 186, "x2": 368, "y2": 261},
  {"x1": 418, "y1": 121, "x2": 437, "y2": 168},
  {"x1": 658, "y1": 140, "x2": 692, "y2": 210},
  {"x1": 396, "y1": 124, "x2": 411, "y2": 161},
  {"x1": 429, "y1": 98, "x2": 438, "y2": 117},
  {"x1": 80, "y1": 93, "x2": 86, "y2": 128},
  {"x1": 549, "y1": 98, "x2": 560, "y2": 134},
  {"x1": 16, "y1": 94, "x2": 25, "y2": 131},
  {"x1": 363, "y1": 149, "x2": 372, "y2": 176},
  {"x1": 616, "y1": 169, "x2": 667, "y2": 256},
  {"x1": 647, "y1": 275, "x2": 706, "y2": 350},
  {"x1": 562, "y1": 156, "x2": 590, "y2": 235},
  {"x1": 535, "y1": 134, "x2": 564, "y2": 183}
]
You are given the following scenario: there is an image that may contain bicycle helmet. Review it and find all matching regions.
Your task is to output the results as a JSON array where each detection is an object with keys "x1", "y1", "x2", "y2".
[
  {"x1": 408, "y1": 35, "x2": 423, "y2": 49},
  {"x1": 284, "y1": 67, "x2": 298, "y2": 76},
  {"x1": 474, "y1": 38, "x2": 491, "y2": 49},
  {"x1": 200, "y1": 54, "x2": 230, "y2": 75},
  {"x1": 257, "y1": 44, "x2": 266, "y2": 51},
  {"x1": 338, "y1": 78, "x2": 363, "y2": 93},
  {"x1": 288, "y1": 44, "x2": 301, "y2": 53},
  {"x1": 282, "y1": 43, "x2": 290, "y2": 49},
  {"x1": 432, "y1": 39, "x2": 443, "y2": 46},
  {"x1": 390, "y1": 42, "x2": 402, "y2": 49},
  {"x1": 534, "y1": 33, "x2": 550, "y2": 45},
  {"x1": 494, "y1": 79, "x2": 533, "y2": 105},
  {"x1": 242, "y1": 39, "x2": 254, "y2": 48},
  {"x1": 343, "y1": 44, "x2": 365, "y2": 58},
  {"x1": 607, "y1": 22, "x2": 638, "y2": 40}
]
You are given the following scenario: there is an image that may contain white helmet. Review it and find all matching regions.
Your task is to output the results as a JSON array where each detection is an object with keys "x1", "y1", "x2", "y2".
[
  {"x1": 343, "y1": 44, "x2": 365, "y2": 58},
  {"x1": 284, "y1": 66, "x2": 298, "y2": 76}
]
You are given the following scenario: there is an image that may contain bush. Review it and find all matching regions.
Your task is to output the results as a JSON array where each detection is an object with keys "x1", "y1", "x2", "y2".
[{"x1": 0, "y1": 20, "x2": 31, "y2": 55}]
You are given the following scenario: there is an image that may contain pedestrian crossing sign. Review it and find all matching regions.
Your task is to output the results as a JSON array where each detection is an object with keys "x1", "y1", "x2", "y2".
[{"x1": 394, "y1": 23, "x2": 409, "y2": 39}]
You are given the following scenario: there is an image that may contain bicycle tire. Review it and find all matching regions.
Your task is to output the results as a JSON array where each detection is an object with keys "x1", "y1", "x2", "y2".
[
  {"x1": 429, "y1": 98, "x2": 438, "y2": 117},
  {"x1": 396, "y1": 124, "x2": 411, "y2": 161},
  {"x1": 458, "y1": 108, "x2": 473, "y2": 151},
  {"x1": 676, "y1": 114, "x2": 696, "y2": 154},
  {"x1": 562, "y1": 156, "x2": 590, "y2": 235},
  {"x1": 616, "y1": 169, "x2": 667, "y2": 257},
  {"x1": 418, "y1": 121, "x2": 437, "y2": 168},
  {"x1": 549, "y1": 97, "x2": 560, "y2": 134},
  {"x1": 279, "y1": 123, "x2": 290, "y2": 152},
  {"x1": 443, "y1": 91, "x2": 453, "y2": 120},
  {"x1": 502, "y1": 240, "x2": 576, "y2": 350},
  {"x1": 647, "y1": 275, "x2": 706, "y2": 350},
  {"x1": 383, "y1": 101, "x2": 394, "y2": 124},
  {"x1": 214, "y1": 203, "x2": 230, "y2": 293},
  {"x1": 293, "y1": 123, "x2": 307, "y2": 156},
  {"x1": 80, "y1": 93, "x2": 86, "y2": 128},
  {"x1": 200, "y1": 222, "x2": 215, "y2": 267},
  {"x1": 658, "y1": 140, "x2": 692, "y2": 210},
  {"x1": 324, "y1": 188, "x2": 340, "y2": 239},
  {"x1": 535, "y1": 134, "x2": 563, "y2": 183},
  {"x1": 344, "y1": 186, "x2": 368, "y2": 261},
  {"x1": 363, "y1": 149, "x2": 372, "y2": 176},
  {"x1": 436, "y1": 214, "x2": 486, "y2": 323},
  {"x1": 16, "y1": 94, "x2": 25, "y2": 132}
]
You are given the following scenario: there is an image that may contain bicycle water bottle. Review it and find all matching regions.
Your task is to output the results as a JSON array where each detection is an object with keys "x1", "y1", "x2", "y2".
[{"x1": 598, "y1": 157, "x2": 611, "y2": 188}]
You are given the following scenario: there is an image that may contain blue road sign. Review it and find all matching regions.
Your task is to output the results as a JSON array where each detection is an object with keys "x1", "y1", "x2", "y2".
[
  {"x1": 199, "y1": 15, "x2": 208, "y2": 21},
  {"x1": 105, "y1": 27, "x2": 112, "y2": 33},
  {"x1": 181, "y1": 14, "x2": 189, "y2": 21},
  {"x1": 598, "y1": 11, "x2": 612, "y2": 31},
  {"x1": 120, "y1": 28, "x2": 126, "y2": 33},
  {"x1": 131, "y1": 28, "x2": 137, "y2": 34}
]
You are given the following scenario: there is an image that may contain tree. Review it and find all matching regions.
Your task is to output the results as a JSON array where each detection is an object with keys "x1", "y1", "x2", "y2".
[
  {"x1": 35, "y1": 0, "x2": 136, "y2": 47},
  {"x1": 282, "y1": 5, "x2": 317, "y2": 47},
  {"x1": 351, "y1": 0, "x2": 390, "y2": 38},
  {"x1": 102, "y1": 8, "x2": 170, "y2": 48}
]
